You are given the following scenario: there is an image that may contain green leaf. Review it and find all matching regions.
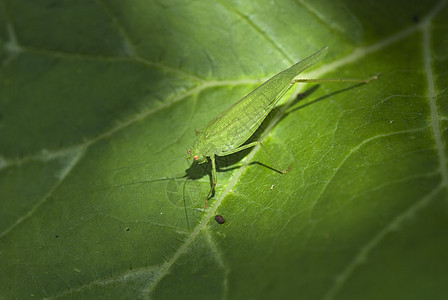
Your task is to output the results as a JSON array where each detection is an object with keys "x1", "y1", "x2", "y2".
[{"x1": 1, "y1": 0, "x2": 447, "y2": 299}]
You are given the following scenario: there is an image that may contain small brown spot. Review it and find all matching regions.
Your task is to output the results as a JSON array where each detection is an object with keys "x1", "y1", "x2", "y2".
[
  {"x1": 215, "y1": 215, "x2": 225, "y2": 224},
  {"x1": 412, "y1": 14, "x2": 419, "y2": 23}
]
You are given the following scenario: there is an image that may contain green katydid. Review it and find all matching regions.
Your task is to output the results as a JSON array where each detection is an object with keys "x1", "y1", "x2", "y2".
[{"x1": 187, "y1": 47, "x2": 378, "y2": 209}]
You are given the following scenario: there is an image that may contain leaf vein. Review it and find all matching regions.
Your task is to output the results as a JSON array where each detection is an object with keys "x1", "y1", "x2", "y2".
[{"x1": 323, "y1": 185, "x2": 443, "y2": 300}]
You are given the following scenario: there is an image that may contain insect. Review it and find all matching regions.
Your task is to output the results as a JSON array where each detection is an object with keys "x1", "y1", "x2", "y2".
[{"x1": 187, "y1": 47, "x2": 378, "y2": 209}]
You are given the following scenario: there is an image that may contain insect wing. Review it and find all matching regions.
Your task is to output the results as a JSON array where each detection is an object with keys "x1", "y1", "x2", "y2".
[{"x1": 202, "y1": 47, "x2": 329, "y2": 148}]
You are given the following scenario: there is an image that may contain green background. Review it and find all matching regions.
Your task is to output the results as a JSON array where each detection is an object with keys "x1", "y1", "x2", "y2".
[{"x1": 1, "y1": 0, "x2": 447, "y2": 299}]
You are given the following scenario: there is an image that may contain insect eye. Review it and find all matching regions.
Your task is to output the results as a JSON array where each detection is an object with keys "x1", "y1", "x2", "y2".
[
  {"x1": 193, "y1": 155, "x2": 199, "y2": 160},
  {"x1": 187, "y1": 149, "x2": 191, "y2": 155}
]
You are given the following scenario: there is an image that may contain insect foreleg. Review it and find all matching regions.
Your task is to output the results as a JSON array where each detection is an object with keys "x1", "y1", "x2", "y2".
[{"x1": 204, "y1": 155, "x2": 217, "y2": 210}]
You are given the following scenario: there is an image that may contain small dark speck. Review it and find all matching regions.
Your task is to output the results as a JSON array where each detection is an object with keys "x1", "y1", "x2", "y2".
[
  {"x1": 126, "y1": 228, "x2": 130, "y2": 231},
  {"x1": 296, "y1": 93, "x2": 305, "y2": 99},
  {"x1": 55, "y1": 234, "x2": 59, "y2": 238},
  {"x1": 413, "y1": 15, "x2": 419, "y2": 23},
  {"x1": 215, "y1": 215, "x2": 225, "y2": 224}
]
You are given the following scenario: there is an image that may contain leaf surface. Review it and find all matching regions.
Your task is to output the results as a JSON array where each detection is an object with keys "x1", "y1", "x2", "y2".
[{"x1": 1, "y1": 0, "x2": 447, "y2": 299}]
